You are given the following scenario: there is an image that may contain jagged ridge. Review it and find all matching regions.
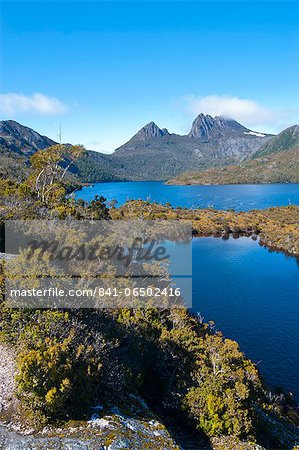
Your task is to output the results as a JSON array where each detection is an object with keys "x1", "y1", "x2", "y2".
[{"x1": 0, "y1": 115, "x2": 290, "y2": 182}]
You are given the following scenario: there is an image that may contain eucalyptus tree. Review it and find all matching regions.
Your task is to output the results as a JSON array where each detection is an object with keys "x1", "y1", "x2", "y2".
[{"x1": 29, "y1": 144, "x2": 85, "y2": 204}]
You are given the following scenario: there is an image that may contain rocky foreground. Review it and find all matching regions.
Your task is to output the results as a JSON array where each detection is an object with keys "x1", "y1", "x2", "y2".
[
  {"x1": 1, "y1": 341, "x2": 298, "y2": 450},
  {"x1": 1, "y1": 202, "x2": 299, "y2": 449},
  {"x1": 0, "y1": 341, "x2": 179, "y2": 449},
  {"x1": 0, "y1": 342, "x2": 272, "y2": 450}
]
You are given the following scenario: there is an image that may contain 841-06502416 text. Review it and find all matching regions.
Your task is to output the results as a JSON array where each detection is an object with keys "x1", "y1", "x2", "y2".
[{"x1": 9, "y1": 286, "x2": 182, "y2": 299}]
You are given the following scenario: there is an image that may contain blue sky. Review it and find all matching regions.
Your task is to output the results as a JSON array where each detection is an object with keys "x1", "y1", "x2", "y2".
[{"x1": 1, "y1": 1, "x2": 299, "y2": 153}]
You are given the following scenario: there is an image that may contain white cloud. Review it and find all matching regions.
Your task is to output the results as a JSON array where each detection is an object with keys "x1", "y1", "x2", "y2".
[
  {"x1": 183, "y1": 94, "x2": 298, "y2": 132},
  {"x1": 0, "y1": 92, "x2": 68, "y2": 116}
]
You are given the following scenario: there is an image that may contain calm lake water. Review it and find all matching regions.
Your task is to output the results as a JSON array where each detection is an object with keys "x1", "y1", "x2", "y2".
[
  {"x1": 76, "y1": 181, "x2": 299, "y2": 211},
  {"x1": 77, "y1": 182, "x2": 299, "y2": 399},
  {"x1": 193, "y1": 237, "x2": 299, "y2": 400}
]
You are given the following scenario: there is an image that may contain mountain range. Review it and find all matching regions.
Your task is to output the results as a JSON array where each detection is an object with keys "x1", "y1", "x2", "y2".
[
  {"x1": 111, "y1": 115, "x2": 273, "y2": 180},
  {"x1": 168, "y1": 124, "x2": 299, "y2": 185},
  {"x1": 0, "y1": 115, "x2": 298, "y2": 183}
]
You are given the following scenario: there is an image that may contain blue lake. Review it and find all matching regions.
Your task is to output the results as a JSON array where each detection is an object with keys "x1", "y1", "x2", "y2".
[
  {"x1": 76, "y1": 181, "x2": 299, "y2": 211},
  {"x1": 192, "y1": 237, "x2": 299, "y2": 400},
  {"x1": 77, "y1": 182, "x2": 299, "y2": 399}
]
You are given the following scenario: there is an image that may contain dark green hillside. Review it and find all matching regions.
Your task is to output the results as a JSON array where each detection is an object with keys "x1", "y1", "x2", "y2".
[
  {"x1": 72, "y1": 150, "x2": 126, "y2": 182},
  {"x1": 0, "y1": 151, "x2": 31, "y2": 182},
  {"x1": 254, "y1": 125, "x2": 299, "y2": 157}
]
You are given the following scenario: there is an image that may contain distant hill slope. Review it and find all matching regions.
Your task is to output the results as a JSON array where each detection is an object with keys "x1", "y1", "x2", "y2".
[
  {"x1": 167, "y1": 146, "x2": 299, "y2": 185},
  {"x1": 0, "y1": 120, "x2": 56, "y2": 156},
  {"x1": 0, "y1": 120, "x2": 123, "y2": 183},
  {"x1": 73, "y1": 150, "x2": 126, "y2": 182},
  {"x1": 253, "y1": 125, "x2": 299, "y2": 157}
]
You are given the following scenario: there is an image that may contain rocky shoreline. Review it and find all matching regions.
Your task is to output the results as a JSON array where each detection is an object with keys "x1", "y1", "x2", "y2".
[{"x1": 0, "y1": 343, "x2": 282, "y2": 450}]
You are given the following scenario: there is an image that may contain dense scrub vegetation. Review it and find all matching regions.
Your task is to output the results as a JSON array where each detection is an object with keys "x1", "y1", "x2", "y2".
[
  {"x1": 0, "y1": 150, "x2": 30, "y2": 182},
  {"x1": 1, "y1": 301, "x2": 299, "y2": 447},
  {"x1": 73, "y1": 150, "x2": 126, "y2": 183},
  {"x1": 0, "y1": 167, "x2": 299, "y2": 448},
  {"x1": 112, "y1": 200, "x2": 299, "y2": 257},
  {"x1": 168, "y1": 146, "x2": 299, "y2": 185}
]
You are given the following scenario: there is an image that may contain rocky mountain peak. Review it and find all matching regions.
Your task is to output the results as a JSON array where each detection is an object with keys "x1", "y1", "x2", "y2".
[
  {"x1": 188, "y1": 113, "x2": 248, "y2": 139},
  {"x1": 132, "y1": 122, "x2": 170, "y2": 141},
  {"x1": 123, "y1": 122, "x2": 170, "y2": 143}
]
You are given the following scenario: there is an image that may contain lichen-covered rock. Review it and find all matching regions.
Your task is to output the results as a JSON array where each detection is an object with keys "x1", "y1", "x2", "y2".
[
  {"x1": 0, "y1": 343, "x2": 18, "y2": 419},
  {"x1": 0, "y1": 400, "x2": 180, "y2": 449},
  {"x1": 211, "y1": 436, "x2": 265, "y2": 449}
]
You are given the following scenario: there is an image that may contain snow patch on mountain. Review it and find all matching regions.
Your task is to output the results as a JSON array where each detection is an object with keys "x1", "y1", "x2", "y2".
[{"x1": 244, "y1": 131, "x2": 266, "y2": 137}]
